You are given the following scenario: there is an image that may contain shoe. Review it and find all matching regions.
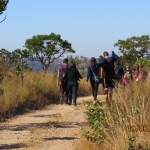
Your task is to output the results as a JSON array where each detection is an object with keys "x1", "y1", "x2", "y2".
[
  {"x1": 60, "y1": 97, "x2": 63, "y2": 105},
  {"x1": 93, "y1": 100, "x2": 96, "y2": 104},
  {"x1": 74, "y1": 104, "x2": 77, "y2": 106}
]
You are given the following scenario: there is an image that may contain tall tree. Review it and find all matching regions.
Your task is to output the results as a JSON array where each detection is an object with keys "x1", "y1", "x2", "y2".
[
  {"x1": 114, "y1": 35, "x2": 150, "y2": 65},
  {"x1": 0, "y1": 0, "x2": 9, "y2": 23},
  {"x1": 68, "y1": 55, "x2": 89, "y2": 76},
  {"x1": 25, "y1": 33, "x2": 75, "y2": 72}
]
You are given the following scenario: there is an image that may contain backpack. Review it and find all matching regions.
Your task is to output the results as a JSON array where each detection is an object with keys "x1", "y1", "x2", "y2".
[
  {"x1": 60, "y1": 65, "x2": 68, "y2": 81},
  {"x1": 114, "y1": 67, "x2": 124, "y2": 80},
  {"x1": 124, "y1": 70, "x2": 132, "y2": 79}
]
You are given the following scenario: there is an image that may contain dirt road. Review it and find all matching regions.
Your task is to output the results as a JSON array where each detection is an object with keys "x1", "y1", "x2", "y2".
[{"x1": 0, "y1": 95, "x2": 106, "y2": 150}]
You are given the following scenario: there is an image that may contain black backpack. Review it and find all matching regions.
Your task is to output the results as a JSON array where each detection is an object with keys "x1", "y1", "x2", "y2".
[{"x1": 115, "y1": 66, "x2": 124, "y2": 80}]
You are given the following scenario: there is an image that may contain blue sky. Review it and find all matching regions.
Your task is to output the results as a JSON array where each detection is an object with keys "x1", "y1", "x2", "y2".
[{"x1": 0, "y1": 0, "x2": 150, "y2": 58}]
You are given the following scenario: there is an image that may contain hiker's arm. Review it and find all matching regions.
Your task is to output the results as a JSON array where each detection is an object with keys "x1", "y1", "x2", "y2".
[
  {"x1": 86, "y1": 67, "x2": 90, "y2": 84},
  {"x1": 99, "y1": 55, "x2": 105, "y2": 63}
]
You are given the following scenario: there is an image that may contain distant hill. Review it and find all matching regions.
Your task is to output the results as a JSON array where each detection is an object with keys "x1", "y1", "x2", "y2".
[
  {"x1": 26, "y1": 58, "x2": 63, "y2": 72},
  {"x1": 25, "y1": 56, "x2": 104, "y2": 73}
]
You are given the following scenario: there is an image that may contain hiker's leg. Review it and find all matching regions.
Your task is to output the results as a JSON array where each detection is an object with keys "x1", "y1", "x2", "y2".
[
  {"x1": 93, "y1": 82, "x2": 99, "y2": 100},
  {"x1": 64, "y1": 89, "x2": 69, "y2": 104},
  {"x1": 72, "y1": 83, "x2": 78, "y2": 106},
  {"x1": 59, "y1": 84, "x2": 64, "y2": 104},
  {"x1": 102, "y1": 79, "x2": 105, "y2": 94},
  {"x1": 90, "y1": 81, "x2": 95, "y2": 99},
  {"x1": 105, "y1": 88, "x2": 109, "y2": 102},
  {"x1": 68, "y1": 82, "x2": 72, "y2": 105},
  {"x1": 104, "y1": 77, "x2": 109, "y2": 102},
  {"x1": 60, "y1": 84, "x2": 63, "y2": 98},
  {"x1": 109, "y1": 88, "x2": 113, "y2": 100},
  {"x1": 63, "y1": 82, "x2": 68, "y2": 104}
]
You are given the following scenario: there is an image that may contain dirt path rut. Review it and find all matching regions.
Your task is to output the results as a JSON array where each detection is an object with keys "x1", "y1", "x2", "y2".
[{"x1": 0, "y1": 95, "x2": 106, "y2": 150}]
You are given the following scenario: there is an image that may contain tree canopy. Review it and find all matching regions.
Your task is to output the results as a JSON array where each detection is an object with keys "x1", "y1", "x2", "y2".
[
  {"x1": 25, "y1": 33, "x2": 75, "y2": 71},
  {"x1": 0, "y1": 0, "x2": 9, "y2": 23},
  {"x1": 114, "y1": 35, "x2": 150, "y2": 65}
]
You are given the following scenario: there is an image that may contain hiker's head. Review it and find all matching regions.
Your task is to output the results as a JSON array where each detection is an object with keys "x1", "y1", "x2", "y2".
[
  {"x1": 103, "y1": 51, "x2": 109, "y2": 58},
  {"x1": 90, "y1": 57, "x2": 97, "y2": 66},
  {"x1": 63, "y1": 58, "x2": 68, "y2": 64},
  {"x1": 69, "y1": 62, "x2": 76, "y2": 68}
]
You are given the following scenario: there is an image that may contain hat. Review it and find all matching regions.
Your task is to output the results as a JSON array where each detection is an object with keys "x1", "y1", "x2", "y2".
[{"x1": 109, "y1": 51, "x2": 115, "y2": 57}]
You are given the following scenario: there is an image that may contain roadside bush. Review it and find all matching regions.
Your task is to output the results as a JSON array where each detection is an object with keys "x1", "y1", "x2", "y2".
[{"x1": 83, "y1": 80, "x2": 150, "y2": 149}]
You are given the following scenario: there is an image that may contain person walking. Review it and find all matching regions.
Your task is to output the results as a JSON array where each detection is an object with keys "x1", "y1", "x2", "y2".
[
  {"x1": 61, "y1": 62, "x2": 82, "y2": 106},
  {"x1": 100, "y1": 51, "x2": 120, "y2": 102},
  {"x1": 86, "y1": 56, "x2": 104, "y2": 103},
  {"x1": 57, "y1": 58, "x2": 69, "y2": 104}
]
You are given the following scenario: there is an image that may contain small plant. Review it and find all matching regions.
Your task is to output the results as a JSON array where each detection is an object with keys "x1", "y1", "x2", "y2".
[
  {"x1": 83, "y1": 100, "x2": 106, "y2": 144},
  {"x1": 125, "y1": 137, "x2": 150, "y2": 150},
  {"x1": 52, "y1": 66, "x2": 57, "y2": 79}
]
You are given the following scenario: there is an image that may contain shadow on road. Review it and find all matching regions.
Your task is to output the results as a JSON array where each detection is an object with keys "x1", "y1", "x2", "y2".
[
  {"x1": 0, "y1": 143, "x2": 26, "y2": 149},
  {"x1": 0, "y1": 121, "x2": 87, "y2": 131},
  {"x1": 44, "y1": 136, "x2": 78, "y2": 141}
]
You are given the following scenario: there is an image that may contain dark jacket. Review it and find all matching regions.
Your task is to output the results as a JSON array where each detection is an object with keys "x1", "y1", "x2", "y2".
[
  {"x1": 86, "y1": 63, "x2": 103, "y2": 82},
  {"x1": 62, "y1": 66, "x2": 82, "y2": 83}
]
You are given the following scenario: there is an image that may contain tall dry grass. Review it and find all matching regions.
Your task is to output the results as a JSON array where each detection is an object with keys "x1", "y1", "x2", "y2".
[
  {"x1": 0, "y1": 72, "x2": 60, "y2": 116},
  {"x1": 82, "y1": 80, "x2": 150, "y2": 150},
  {"x1": 0, "y1": 72, "x2": 94, "y2": 118},
  {"x1": 106, "y1": 80, "x2": 150, "y2": 149}
]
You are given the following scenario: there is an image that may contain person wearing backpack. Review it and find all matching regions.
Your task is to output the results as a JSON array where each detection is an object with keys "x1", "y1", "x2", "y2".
[
  {"x1": 57, "y1": 58, "x2": 69, "y2": 104},
  {"x1": 100, "y1": 51, "x2": 120, "y2": 102},
  {"x1": 61, "y1": 62, "x2": 82, "y2": 106},
  {"x1": 86, "y1": 56, "x2": 104, "y2": 103}
]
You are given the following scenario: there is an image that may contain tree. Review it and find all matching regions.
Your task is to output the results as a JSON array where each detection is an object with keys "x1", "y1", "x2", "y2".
[
  {"x1": 0, "y1": 48, "x2": 12, "y2": 68},
  {"x1": 114, "y1": 35, "x2": 150, "y2": 65},
  {"x1": 69, "y1": 55, "x2": 81, "y2": 69},
  {"x1": 68, "y1": 55, "x2": 89, "y2": 76},
  {"x1": 0, "y1": 48, "x2": 31, "y2": 84},
  {"x1": 11, "y1": 49, "x2": 31, "y2": 85},
  {"x1": 0, "y1": 0, "x2": 9, "y2": 23},
  {"x1": 25, "y1": 33, "x2": 75, "y2": 72}
]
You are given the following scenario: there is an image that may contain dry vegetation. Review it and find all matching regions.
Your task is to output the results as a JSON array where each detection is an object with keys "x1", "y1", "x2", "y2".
[
  {"x1": 1, "y1": 70, "x2": 150, "y2": 149},
  {"x1": 0, "y1": 72, "x2": 94, "y2": 119},
  {"x1": 81, "y1": 80, "x2": 150, "y2": 150}
]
